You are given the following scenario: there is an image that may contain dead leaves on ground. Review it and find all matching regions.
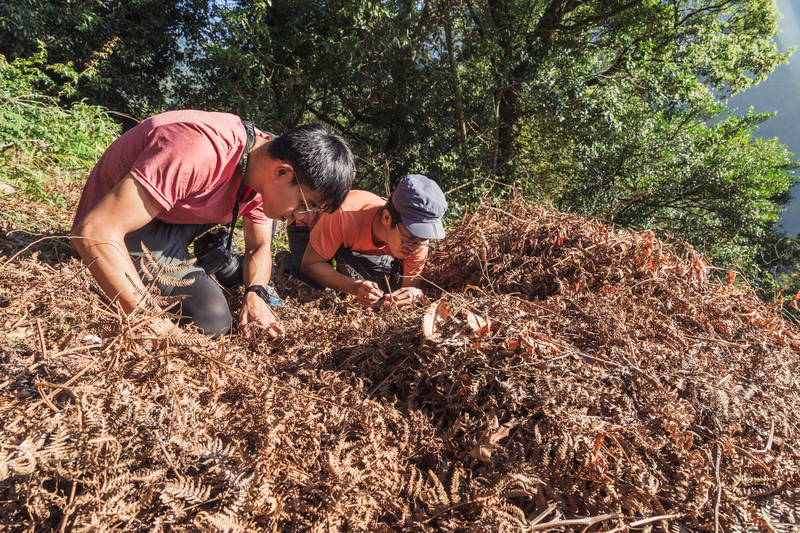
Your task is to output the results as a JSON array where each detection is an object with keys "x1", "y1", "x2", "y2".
[{"x1": 2, "y1": 194, "x2": 800, "y2": 532}]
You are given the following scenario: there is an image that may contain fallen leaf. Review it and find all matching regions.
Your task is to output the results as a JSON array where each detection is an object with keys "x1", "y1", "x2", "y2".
[
  {"x1": 6, "y1": 327, "x2": 30, "y2": 341},
  {"x1": 470, "y1": 425, "x2": 511, "y2": 462},
  {"x1": 0, "y1": 181, "x2": 16, "y2": 195},
  {"x1": 693, "y1": 257, "x2": 707, "y2": 283},
  {"x1": 464, "y1": 310, "x2": 492, "y2": 337},
  {"x1": 519, "y1": 329, "x2": 560, "y2": 357},
  {"x1": 791, "y1": 291, "x2": 800, "y2": 312},
  {"x1": 422, "y1": 301, "x2": 449, "y2": 338}
]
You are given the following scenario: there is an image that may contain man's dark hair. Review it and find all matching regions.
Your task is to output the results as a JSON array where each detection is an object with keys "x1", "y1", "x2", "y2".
[
  {"x1": 267, "y1": 124, "x2": 355, "y2": 213},
  {"x1": 383, "y1": 194, "x2": 402, "y2": 228}
]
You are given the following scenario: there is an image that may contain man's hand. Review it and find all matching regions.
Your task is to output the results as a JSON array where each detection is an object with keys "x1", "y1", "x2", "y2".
[
  {"x1": 240, "y1": 218, "x2": 282, "y2": 339},
  {"x1": 153, "y1": 317, "x2": 178, "y2": 336},
  {"x1": 384, "y1": 286, "x2": 424, "y2": 308},
  {"x1": 239, "y1": 291, "x2": 283, "y2": 338},
  {"x1": 355, "y1": 280, "x2": 385, "y2": 307}
]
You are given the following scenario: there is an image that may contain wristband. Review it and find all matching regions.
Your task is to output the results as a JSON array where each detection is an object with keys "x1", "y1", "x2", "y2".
[
  {"x1": 244, "y1": 284, "x2": 270, "y2": 304},
  {"x1": 245, "y1": 284, "x2": 283, "y2": 308}
]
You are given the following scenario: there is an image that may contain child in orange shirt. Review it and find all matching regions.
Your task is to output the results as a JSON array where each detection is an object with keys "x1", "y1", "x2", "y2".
[{"x1": 277, "y1": 175, "x2": 447, "y2": 308}]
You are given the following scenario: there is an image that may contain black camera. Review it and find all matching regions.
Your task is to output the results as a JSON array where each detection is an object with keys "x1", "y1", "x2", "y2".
[{"x1": 194, "y1": 226, "x2": 243, "y2": 288}]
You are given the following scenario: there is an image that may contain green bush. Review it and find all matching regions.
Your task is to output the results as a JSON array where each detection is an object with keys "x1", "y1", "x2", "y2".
[{"x1": 0, "y1": 50, "x2": 119, "y2": 205}]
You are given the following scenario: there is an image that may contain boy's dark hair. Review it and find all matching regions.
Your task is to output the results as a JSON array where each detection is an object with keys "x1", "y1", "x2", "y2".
[
  {"x1": 383, "y1": 194, "x2": 402, "y2": 228},
  {"x1": 267, "y1": 124, "x2": 355, "y2": 213}
]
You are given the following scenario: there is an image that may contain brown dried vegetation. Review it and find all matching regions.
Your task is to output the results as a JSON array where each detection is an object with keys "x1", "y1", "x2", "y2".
[{"x1": 1, "y1": 192, "x2": 799, "y2": 532}]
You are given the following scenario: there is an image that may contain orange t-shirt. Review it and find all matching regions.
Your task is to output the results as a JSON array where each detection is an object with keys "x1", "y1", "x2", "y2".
[{"x1": 308, "y1": 190, "x2": 428, "y2": 277}]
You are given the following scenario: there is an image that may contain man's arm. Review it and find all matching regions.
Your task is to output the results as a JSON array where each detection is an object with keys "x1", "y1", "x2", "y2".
[
  {"x1": 302, "y1": 245, "x2": 385, "y2": 307},
  {"x1": 239, "y1": 218, "x2": 281, "y2": 337},
  {"x1": 70, "y1": 174, "x2": 172, "y2": 330}
]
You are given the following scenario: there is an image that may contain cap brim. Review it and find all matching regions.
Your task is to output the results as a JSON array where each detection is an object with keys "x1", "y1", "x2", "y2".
[{"x1": 404, "y1": 218, "x2": 445, "y2": 240}]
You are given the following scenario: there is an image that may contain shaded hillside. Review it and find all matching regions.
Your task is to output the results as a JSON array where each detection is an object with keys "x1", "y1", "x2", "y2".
[{"x1": 1, "y1": 192, "x2": 798, "y2": 532}]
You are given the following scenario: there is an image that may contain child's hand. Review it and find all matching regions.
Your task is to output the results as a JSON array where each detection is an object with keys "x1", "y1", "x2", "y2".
[
  {"x1": 384, "y1": 287, "x2": 423, "y2": 308},
  {"x1": 355, "y1": 280, "x2": 385, "y2": 307}
]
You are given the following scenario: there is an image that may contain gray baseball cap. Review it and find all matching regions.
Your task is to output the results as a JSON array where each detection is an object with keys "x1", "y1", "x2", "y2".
[{"x1": 392, "y1": 174, "x2": 447, "y2": 240}]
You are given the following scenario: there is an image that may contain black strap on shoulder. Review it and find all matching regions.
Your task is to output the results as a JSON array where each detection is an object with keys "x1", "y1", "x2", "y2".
[
  {"x1": 334, "y1": 246, "x2": 403, "y2": 293},
  {"x1": 226, "y1": 119, "x2": 257, "y2": 253},
  {"x1": 335, "y1": 246, "x2": 375, "y2": 282}
]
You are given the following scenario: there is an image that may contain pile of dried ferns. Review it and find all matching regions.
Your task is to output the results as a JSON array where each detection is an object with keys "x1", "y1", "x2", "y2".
[{"x1": 1, "y1": 193, "x2": 798, "y2": 532}]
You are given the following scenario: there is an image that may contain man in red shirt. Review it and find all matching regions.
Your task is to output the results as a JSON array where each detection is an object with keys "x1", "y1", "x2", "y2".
[
  {"x1": 71, "y1": 110, "x2": 354, "y2": 338},
  {"x1": 278, "y1": 174, "x2": 447, "y2": 308}
]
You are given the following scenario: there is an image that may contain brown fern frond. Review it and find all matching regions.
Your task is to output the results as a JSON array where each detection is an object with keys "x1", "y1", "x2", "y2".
[
  {"x1": 342, "y1": 466, "x2": 368, "y2": 493},
  {"x1": 499, "y1": 488, "x2": 536, "y2": 500},
  {"x1": 442, "y1": 412, "x2": 466, "y2": 442},
  {"x1": 161, "y1": 477, "x2": 212, "y2": 504},
  {"x1": 403, "y1": 467, "x2": 425, "y2": 501},
  {"x1": 242, "y1": 479, "x2": 279, "y2": 515},
  {"x1": 158, "y1": 258, "x2": 198, "y2": 274},
  {"x1": 86, "y1": 319, "x2": 123, "y2": 337},
  {"x1": 138, "y1": 292, "x2": 190, "y2": 309},
  {"x1": 129, "y1": 277, "x2": 161, "y2": 314},
  {"x1": 449, "y1": 463, "x2": 465, "y2": 505},
  {"x1": 325, "y1": 451, "x2": 342, "y2": 482},
  {"x1": 165, "y1": 330, "x2": 214, "y2": 348},
  {"x1": 498, "y1": 501, "x2": 527, "y2": 522},
  {"x1": 194, "y1": 511, "x2": 256, "y2": 533},
  {"x1": 494, "y1": 473, "x2": 541, "y2": 495},
  {"x1": 428, "y1": 469, "x2": 450, "y2": 506},
  {"x1": 138, "y1": 255, "x2": 156, "y2": 283}
]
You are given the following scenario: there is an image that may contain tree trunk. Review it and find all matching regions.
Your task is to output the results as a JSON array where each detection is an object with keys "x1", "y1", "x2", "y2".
[{"x1": 445, "y1": 1, "x2": 469, "y2": 164}]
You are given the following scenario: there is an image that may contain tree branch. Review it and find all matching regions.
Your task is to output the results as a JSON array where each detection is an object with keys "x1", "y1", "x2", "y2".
[{"x1": 305, "y1": 106, "x2": 376, "y2": 147}]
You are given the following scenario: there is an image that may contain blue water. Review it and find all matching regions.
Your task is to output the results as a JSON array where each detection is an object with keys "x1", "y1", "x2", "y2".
[{"x1": 727, "y1": 0, "x2": 800, "y2": 236}]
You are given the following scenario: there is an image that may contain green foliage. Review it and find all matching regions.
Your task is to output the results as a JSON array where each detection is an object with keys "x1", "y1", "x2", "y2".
[
  {"x1": 519, "y1": 82, "x2": 798, "y2": 278},
  {"x1": 0, "y1": 52, "x2": 119, "y2": 205},
  {"x1": 0, "y1": 0, "x2": 210, "y2": 119},
  {"x1": 191, "y1": 0, "x2": 796, "y2": 283},
  {"x1": 192, "y1": 0, "x2": 466, "y2": 189}
]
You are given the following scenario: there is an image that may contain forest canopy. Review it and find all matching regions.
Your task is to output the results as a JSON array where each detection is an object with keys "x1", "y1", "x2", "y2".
[{"x1": 1, "y1": 0, "x2": 798, "y2": 287}]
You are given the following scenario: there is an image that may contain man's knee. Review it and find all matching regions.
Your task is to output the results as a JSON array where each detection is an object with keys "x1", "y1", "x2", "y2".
[
  {"x1": 172, "y1": 272, "x2": 233, "y2": 337},
  {"x1": 186, "y1": 302, "x2": 232, "y2": 338}
]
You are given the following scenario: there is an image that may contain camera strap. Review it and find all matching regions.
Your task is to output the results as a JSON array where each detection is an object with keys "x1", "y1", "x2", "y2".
[{"x1": 227, "y1": 119, "x2": 257, "y2": 253}]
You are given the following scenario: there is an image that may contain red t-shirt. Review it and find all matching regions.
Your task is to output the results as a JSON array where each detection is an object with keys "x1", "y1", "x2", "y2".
[
  {"x1": 71, "y1": 110, "x2": 272, "y2": 231},
  {"x1": 308, "y1": 190, "x2": 428, "y2": 276}
]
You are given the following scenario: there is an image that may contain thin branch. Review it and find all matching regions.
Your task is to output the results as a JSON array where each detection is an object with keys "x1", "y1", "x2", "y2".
[{"x1": 531, "y1": 513, "x2": 620, "y2": 530}]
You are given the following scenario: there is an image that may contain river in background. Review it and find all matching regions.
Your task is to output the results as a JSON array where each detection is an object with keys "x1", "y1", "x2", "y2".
[{"x1": 727, "y1": 0, "x2": 800, "y2": 236}]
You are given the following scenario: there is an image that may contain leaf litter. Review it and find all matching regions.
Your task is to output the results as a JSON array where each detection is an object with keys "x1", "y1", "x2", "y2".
[{"x1": 1, "y1": 192, "x2": 799, "y2": 532}]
